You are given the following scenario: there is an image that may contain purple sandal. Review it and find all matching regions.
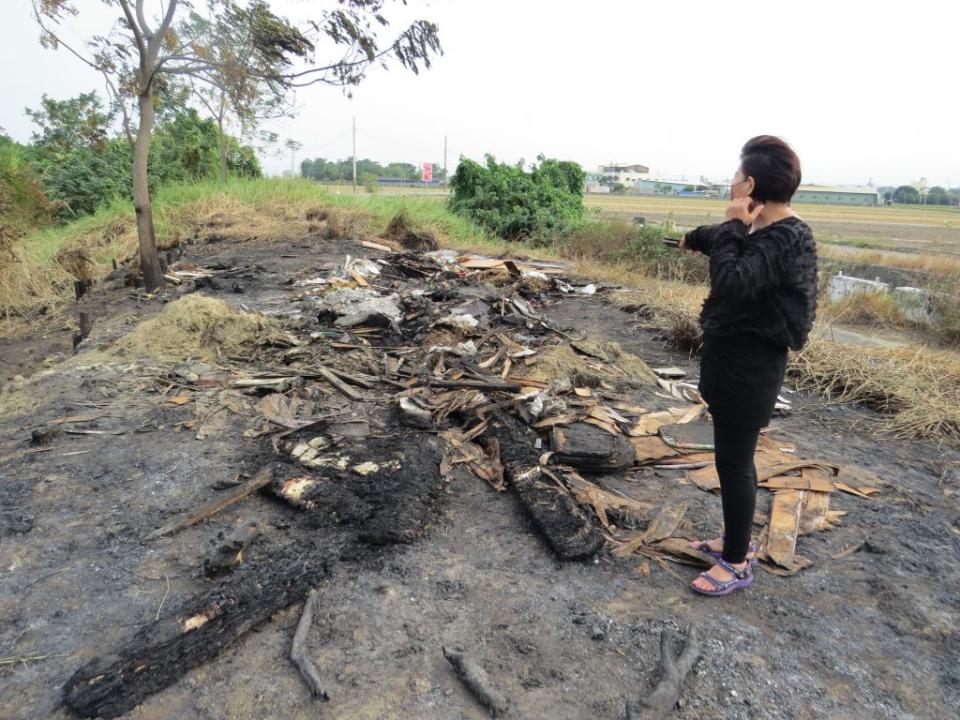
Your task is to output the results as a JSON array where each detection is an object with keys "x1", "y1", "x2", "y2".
[
  {"x1": 691, "y1": 558, "x2": 754, "y2": 597},
  {"x1": 691, "y1": 540, "x2": 758, "y2": 566}
]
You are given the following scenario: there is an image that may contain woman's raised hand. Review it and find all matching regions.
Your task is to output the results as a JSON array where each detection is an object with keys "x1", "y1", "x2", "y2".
[{"x1": 725, "y1": 197, "x2": 764, "y2": 225}]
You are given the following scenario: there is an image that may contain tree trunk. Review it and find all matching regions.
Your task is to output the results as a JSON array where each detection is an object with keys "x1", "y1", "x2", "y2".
[
  {"x1": 134, "y1": 89, "x2": 164, "y2": 292},
  {"x1": 217, "y1": 103, "x2": 228, "y2": 184}
]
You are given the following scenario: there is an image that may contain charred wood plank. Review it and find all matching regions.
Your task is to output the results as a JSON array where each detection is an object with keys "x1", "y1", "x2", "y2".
[
  {"x1": 484, "y1": 412, "x2": 603, "y2": 561},
  {"x1": 62, "y1": 550, "x2": 330, "y2": 718}
]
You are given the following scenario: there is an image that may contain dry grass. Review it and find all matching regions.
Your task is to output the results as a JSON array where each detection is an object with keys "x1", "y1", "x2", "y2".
[
  {"x1": 817, "y1": 243, "x2": 960, "y2": 276},
  {"x1": 791, "y1": 339, "x2": 960, "y2": 445},
  {"x1": 0, "y1": 182, "x2": 403, "y2": 324},
  {"x1": 528, "y1": 337, "x2": 657, "y2": 388},
  {"x1": 819, "y1": 291, "x2": 909, "y2": 330},
  {"x1": 610, "y1": 279, "x2": 960, "y2": 446},
  {"x1": 609, "y1": 281, "x2": 707, "y2": 352},
  {"x1": 104, "y1": 294, "x2": 291, "y2": 363}
]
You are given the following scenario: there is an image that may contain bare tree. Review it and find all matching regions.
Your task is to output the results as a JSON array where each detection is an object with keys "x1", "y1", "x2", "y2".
[{"x1": 32, "y1": 1, "x2": 442, "y2": 292}]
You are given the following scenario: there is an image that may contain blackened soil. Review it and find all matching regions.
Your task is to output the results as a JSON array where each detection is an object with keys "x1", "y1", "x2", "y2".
[{"x1": 1, "y1": 231, "x2": 958, "y2": 720}]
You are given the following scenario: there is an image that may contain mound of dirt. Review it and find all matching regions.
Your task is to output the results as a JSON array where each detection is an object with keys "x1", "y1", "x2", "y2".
[
  {"x1": 385, "y1": 209, "x2": 439, "y2": 251},
  {"x1": 107, "y1": 294, "x2": 295, "y2": 363},
  {"x1": 528, "y1": 337, "x2": 657, "y2": 388}
]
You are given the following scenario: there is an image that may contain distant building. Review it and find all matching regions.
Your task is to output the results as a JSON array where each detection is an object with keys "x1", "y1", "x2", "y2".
[
  {"x1": 793, "y1": 185, "x2": 880, "y2": 206},
  {"x1": 598, "y1": 163, "x2": 651, "y2": 186},
  {"x1": 632, "y1": 178, "x2": 713, "y2": 197}
]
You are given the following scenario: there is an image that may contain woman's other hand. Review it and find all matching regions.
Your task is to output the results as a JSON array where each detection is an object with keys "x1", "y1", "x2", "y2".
[{"x1": 725, "y1": 197, "x2": 764, "y2": 225}]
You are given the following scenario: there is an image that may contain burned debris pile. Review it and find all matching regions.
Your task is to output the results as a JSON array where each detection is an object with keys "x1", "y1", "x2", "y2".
[{"x1": 58, "y1": 243, "x2": 882, "y2": 718}]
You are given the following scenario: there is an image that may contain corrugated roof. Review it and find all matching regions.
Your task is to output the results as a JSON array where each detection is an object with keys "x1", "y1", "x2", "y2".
[{"x1": 796, "y1": 185, "x2": 879, "y2": 195}]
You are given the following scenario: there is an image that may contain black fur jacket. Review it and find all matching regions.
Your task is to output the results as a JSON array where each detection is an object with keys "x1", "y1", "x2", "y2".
[{"x1": 684, "y1": 217, "x2": 817, "y2": 351}]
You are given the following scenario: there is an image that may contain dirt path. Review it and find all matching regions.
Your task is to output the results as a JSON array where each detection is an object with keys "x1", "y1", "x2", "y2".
[{"x1": 1, "y1": 231, "x2": 958, "y2": 720}]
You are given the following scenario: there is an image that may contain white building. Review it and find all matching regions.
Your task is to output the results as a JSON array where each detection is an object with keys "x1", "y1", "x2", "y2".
[{"x1": 597, "y1": 163, "x2": 650, "y2": 186}]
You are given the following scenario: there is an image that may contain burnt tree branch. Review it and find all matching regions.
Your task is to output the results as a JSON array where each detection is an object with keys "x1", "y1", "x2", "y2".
[{"x1": 627, "y1": 626, "x2": 701, "y2": 720}]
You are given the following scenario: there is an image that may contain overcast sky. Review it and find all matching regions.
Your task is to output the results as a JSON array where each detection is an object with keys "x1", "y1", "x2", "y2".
[{"x1": 2, "y1": 0, "x2": 958, "y2": 187}]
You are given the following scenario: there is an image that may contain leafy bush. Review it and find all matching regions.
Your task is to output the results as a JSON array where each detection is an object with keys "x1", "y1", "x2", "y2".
[
  {"x1": 448, "y1": 154, "x2": 585, "y2": 240},
  {"x1": 0, "y1": 133, "x2": 56, "y2": 239},
  {"x1": 361, "y1": 171, "x2": 379, "y2": 193},
  {"x1": 24, "y1": 94, "x2": 261, "y2": 221}
]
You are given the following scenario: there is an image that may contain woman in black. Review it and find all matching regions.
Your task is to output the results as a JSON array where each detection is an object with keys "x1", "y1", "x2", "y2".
[{"x1": 681, "y1": 136, "x2": 817, "y2": 596}]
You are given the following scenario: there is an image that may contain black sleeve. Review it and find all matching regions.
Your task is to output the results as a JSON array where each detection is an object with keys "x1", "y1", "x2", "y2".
[
  {"x1": 708, "y1": 220, "x2": 797, "y2": 300},
  {"x1": 683, "y1": 224, "x2": 721, "y2": 255}
]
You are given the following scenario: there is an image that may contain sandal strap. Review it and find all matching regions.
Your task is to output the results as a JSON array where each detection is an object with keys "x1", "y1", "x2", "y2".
[
  {"x1": 715, "y1": 558, "x2": 751, "y2": 579},
  {"x1": 696, "y1": 571, "x2": 726, "y2": 590}
]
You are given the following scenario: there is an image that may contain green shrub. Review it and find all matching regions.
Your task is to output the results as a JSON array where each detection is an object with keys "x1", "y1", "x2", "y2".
[
  {"x1": 448, "y1": 154, "x2": 585, "y2": 240},
  {"x1": 361, "y1": 171, "x2": 379, "y2": 193},
  {"x1": 0, "y1": 134, "x2": 56, "y2": 237}
]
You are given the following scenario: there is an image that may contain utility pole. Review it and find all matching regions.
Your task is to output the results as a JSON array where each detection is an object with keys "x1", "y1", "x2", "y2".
[
  {"x1": 443, "y1": 134, "x2": 448, "y2": 191},
  {"x1": 352, "y1": 116, "x2": 357, "y2": 194}
]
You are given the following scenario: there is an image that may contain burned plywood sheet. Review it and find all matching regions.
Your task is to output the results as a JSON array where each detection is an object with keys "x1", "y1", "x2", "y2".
[
  {"x1": 550, "y1": 422, "x2": 635, "y2": 472},
  {"x1": 659, "y1": 420, "x2": 714, "y2": 451}
]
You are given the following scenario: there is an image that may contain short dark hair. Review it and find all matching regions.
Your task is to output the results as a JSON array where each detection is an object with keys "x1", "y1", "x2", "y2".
[{"x1": 740, "y1": 135, "x2": 802, "y2": 203}]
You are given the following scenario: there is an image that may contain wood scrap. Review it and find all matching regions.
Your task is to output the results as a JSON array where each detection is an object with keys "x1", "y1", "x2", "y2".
[
  {"x1": 763, "y1": 489, "x2": 811, "y2": 574},
  {"x1": 631, "y1": 435, "x2": 681, "y2": 464},
  {"x1": 834, "y1": 481, "x2": 879, "y2": 499},
  {"x1": 361, "y1": 239, "x2": 393, "y2": 252},
  {"x1": 145, "y1": 466, "x2": 274, "y2": 541},
  {"x1": 686, "y1": 464, "x2": 720, "y2": 492},
  {"x1": 798, "y1": 489, "x2": 845, "y2": 535},
  {"x1": 426, "y1": 379, "x2": 522, "y2": 392},
  {"x1": 626, "y1": 626, "x2": 701, "y2": 720},
  {"x1": 650, "y1": 537, "x2": 715, "y2": 567},
  {"x1": 557, "y1": 468, "x2": 651, "y2": 529},
  {"x1": 443, "y1": 647, "x2": 509, "y2": 718},
  {"x1": 757, "y1": 461, "x2": 839, "y2": 483},
  {"x1": 290, "y1": 589, "x2": 330, "y2": 700},
  {"x1": 629, "y1": 406, "x2": 701, "y2": 436},
  {"x1": 611, "y1": 503, "x2": 688, "y2": 558},
  {"x1": 316, "y1": 367, "x2": 364, "y2": 401},
  {"x1": 441, "y1": 430, "x2": 505, "y2": 491},
  {"x1": 641, "y1": 502, "x2": 688, "y2": 544},
  {"x1": 324, "y1": 367, "x2": 376, "y2": 389},
  {"x1": 759, "y1": 475, "x2": 835, "y2": 493}
]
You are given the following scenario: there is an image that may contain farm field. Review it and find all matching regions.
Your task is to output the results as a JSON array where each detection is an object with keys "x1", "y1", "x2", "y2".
[{"x1": 584, "y1": 194, "x2": 960, "y2": 258}]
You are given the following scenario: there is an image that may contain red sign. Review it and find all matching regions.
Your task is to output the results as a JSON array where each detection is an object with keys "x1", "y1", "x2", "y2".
[{"x1": 422, "y1": 163, "x2": 433, "y2": 183}]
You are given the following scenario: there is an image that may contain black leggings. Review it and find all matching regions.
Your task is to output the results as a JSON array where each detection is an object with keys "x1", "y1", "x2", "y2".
[{"x1": 714, "y1": 418, "x2": 761, "y2": 564}]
